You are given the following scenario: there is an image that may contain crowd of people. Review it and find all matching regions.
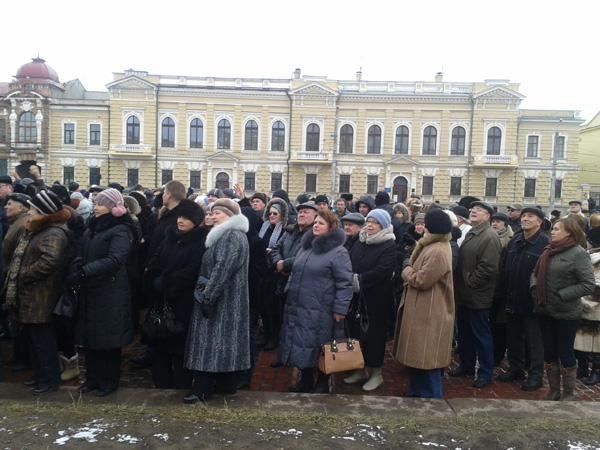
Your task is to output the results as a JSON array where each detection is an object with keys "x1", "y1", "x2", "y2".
[{"x1": 0, "y1": 166, "x2": 599, "y2": 402}]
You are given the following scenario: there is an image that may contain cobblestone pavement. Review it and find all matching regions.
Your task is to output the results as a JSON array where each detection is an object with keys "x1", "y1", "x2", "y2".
[{"x1": 2, "y1": 336, "x2": 600, "y2": 401}]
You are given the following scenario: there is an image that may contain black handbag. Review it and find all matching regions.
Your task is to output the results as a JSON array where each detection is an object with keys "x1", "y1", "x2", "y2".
[
  {"x1": 53, "y1": 288, "x2": 79, "y2": 320},
  {"x1": 142, "y1": 297, "x2": 185, "y2": 342}
]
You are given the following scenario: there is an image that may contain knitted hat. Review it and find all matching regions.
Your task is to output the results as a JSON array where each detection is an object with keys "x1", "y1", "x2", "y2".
[
  {"x1": 425, "y1": 209, "x2": 452, "y2": 235},
  {"x1": 177, "y1": 198, "x2": 205, "y2": 226},
  {"x1": 211, "y1": 198, "x2": 240, "y2": 216},
  {"x1": 341, "y1": 212, "x2": 365, "y2": 226},
  {"x1": 123, "y1": 195, "x2": 141, "y2": 216},
  {"x1": 28, "y1": 190, "x2": 63, "y2": 215},
  {"x1": 95, "y1": 188, "x2": 127, "y2": 217},
  {"x1": 250, "y1": 192, "x2": 268, "y2": 204},
  {"x1": 366, "y1": 209, "x2": 391, "y2": 229},
  {"x1": 414, "y1": 212, "x2": 426, "y2": 225},
  {"x1": 374, "y1": 191, "x2": 390, "y2": 206},
  {"x1": 7, "y1": 193, "x2": 31, "y2": 209}
]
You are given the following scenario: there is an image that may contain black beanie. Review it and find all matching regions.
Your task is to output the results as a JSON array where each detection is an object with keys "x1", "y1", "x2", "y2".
[
  {"x1": 424, "y1": 209, "x2": 452, "y2": 235},
  {"x1": 375, "y1": 191, "x2": 390, "y2": 206},
  {"x1": 176, "y1": 199, "x2": 204, "y2": 226}
]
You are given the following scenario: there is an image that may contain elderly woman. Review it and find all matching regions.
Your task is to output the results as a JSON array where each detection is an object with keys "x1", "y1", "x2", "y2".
[
  {"x1": 258, "y1": 198, "x2": 289, "y2": 351},
  {"x1": 533, "y1": 217, "x2": 595, "y2": 401},
  {"x1": 72, "y1": 188, "x2": 134, "y2": 397},
  {"x1": 184, "y1": 198, "x2": 250, "y2": 403},
  {"x1": 278, "y1": 209, "x2": 353, "y2": 393},
  {"x1": 345, "y1": 209, "x2": 396, "y2": 391},
  {"x1": 393, "y1": 209, "x2": 455, "y2": 398},
  {"x1": 4, "y1": 190, "x2": 70, "y2": 394}
]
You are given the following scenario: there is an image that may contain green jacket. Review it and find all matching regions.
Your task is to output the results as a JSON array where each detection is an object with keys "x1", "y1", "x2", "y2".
[
  {"x1": 455, "y1": 222, "x2": 501, "y2": 309},
  {"x1": 532, "y1": 245, "x2": 595, "y2": 320}
]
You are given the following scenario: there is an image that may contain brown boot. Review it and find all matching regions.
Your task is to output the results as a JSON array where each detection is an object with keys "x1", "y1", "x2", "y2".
[
  {"x1": 561, "y1": 366, "x2": 577, "y2": 401},
  {"x1": 545, "y1": 363, "x2": 561, "y2": 401}
]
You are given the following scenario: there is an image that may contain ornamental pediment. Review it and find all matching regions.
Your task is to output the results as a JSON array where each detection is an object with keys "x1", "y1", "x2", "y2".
[
  {"x1": 206, "y1": 151, "x2": 239, "y2": 162},
  {"x1": 386, "y1": 155, "x2": 419, "y2": 166},
  {"x1": 473, "y1": 86, "x2": 525, "y2": 101},
  {"x1": 290, "y1": 82, "x2": 338, "y2": 97},
  {"x1": 106, "y1": 76, "x2": 156, "y2": 91}
]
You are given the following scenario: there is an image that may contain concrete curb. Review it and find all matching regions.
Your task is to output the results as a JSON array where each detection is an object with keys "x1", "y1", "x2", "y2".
[{"x1": 1, "y1": 383, "x2": 598, "y2": 420}]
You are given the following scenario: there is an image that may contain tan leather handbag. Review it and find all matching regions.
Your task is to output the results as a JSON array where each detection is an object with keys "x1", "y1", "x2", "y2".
[{"x1": 318, "y1": 338, "x2": 364, "y2": 375}]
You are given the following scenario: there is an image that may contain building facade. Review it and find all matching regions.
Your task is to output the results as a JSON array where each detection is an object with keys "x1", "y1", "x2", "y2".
[
  {"x1": 0, "y1": 59, "x2": 585, "y2": 208},
  {"x1": 578, "y1": 112, "x2": 600, "y2": 206}
]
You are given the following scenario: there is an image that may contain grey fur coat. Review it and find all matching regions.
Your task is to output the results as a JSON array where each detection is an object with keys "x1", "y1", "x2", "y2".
[{"x1": 184, "y1": 214, "x2": 251, "y2": 372}]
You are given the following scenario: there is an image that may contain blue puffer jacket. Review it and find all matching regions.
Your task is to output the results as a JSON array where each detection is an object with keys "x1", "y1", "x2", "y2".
[{"x1": 278, "y1": 228, "x2": 353, "y2": 369}]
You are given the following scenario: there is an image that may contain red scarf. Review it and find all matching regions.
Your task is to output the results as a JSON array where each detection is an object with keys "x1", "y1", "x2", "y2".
[{"x1": 533, "y1": 236, "x2": 579, "y2": 305}]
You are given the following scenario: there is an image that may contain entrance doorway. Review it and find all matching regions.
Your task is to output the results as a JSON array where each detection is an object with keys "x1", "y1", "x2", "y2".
[
  {"x1": 393, "y1": 176, "x2": 408, "y2": 203},
  {"x1": 215, "y1": 172, "x2": 230, "y2": 189}
]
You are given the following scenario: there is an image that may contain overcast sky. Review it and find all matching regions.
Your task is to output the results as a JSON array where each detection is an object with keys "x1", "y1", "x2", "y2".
[{"x1": 2, "y1": 0, "x2": 597, "y2": 120}]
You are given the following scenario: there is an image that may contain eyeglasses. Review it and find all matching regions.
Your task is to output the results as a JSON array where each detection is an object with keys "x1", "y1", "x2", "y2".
[{"x1": 268, "y1": 212, "x2": 279, "y2": 216}]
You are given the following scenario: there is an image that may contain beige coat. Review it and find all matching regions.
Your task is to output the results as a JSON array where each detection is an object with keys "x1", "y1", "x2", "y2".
[{"x1": 393, "y1": 233, "x2": 454, "y2": 370}]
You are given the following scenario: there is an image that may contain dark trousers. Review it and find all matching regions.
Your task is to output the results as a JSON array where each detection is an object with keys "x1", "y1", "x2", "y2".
[
  {"x1": 540, "y1": 316, "x2": 579, "y2": 368},
  {"x1": 191, "y1": 370, "x2": 240, "y2": 397},
  {"x1": 505, "y1": 313, "x2": 544, "y2": 377},
  {"x1": 56, "y1": 320, "x2": 76, "y2": 359},
  {"x1": 363, "y1": 293, "x2": 392, "y2": 368},
  {"x1": 408, "y1": 368, "x2": 443, "y2": 399},
  {"x1": 85, "y1": 348, "x2": 122, "y2": 390},
  {"x1": 457, "y1": 306, "x2": 494, "y2": 381},
  {"x1": 492, "y1": 322, "x2": 507, "y2": 366},
  {"x1": 152, "y1": 347, "x2": 192, "y2": 389},
  {"x1": 12, "y1": 325, "x2": 31, "y2": 369},
  {"x1": 25, "y1": 323, "x2": 60, "y2": 387},
  {"x1": 238, "y1": 306, "x2": 259, "y2": 388}
]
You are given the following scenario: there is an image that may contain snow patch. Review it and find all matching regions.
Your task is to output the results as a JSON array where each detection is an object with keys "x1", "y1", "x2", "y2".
[
  {"x1": 114, "y1": 434, "x2": 140, "y2": 444},
  {"x1": 153, "y1": 433, "x2": 169, "y2": 442}
]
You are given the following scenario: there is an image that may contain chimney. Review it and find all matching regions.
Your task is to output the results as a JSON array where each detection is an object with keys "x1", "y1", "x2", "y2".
[
  {"x1": 356, "y1": 69, "x2": 362, "y2": 81},
  {"x1": 294, "y1": 68, "x2": 301, "y2": 79},
  {"x1": 435, "y1": 72, "x2": 443, "y2": 82}
]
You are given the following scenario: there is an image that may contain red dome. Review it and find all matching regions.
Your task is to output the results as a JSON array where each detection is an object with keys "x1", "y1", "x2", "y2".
[{"x1": 16, "y1": 57, "x2": 59, "y2": 83}]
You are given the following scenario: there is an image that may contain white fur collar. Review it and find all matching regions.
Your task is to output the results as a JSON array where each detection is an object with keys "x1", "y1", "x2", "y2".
[{"x1": 205, "y1": 214, "x2": 249, "y2": 248}]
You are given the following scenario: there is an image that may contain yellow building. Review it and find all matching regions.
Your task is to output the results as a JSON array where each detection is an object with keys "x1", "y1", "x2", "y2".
[
  {"x1": 578, "y1": 111, "x2": 600, "y2": 207},
  {"x1": 0, "y1": 59, "x2": 585, "y2": 209}
]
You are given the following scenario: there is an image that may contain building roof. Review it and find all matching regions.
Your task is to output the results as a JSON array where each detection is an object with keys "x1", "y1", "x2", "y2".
[{"x1": 15, "y1": 57, "x2": 60, "y2": 83}]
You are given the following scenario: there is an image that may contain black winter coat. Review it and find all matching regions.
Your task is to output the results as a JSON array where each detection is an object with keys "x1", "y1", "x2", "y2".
[
  {"x1": 145, "y1": 203, "x2": 184, "y2": 265},
  {"x1": 495, "y1": 230, "x2": 549, "y2": 315},
  {"x1": 75, "y1": 214, "x2": 134, "y2": 350}
]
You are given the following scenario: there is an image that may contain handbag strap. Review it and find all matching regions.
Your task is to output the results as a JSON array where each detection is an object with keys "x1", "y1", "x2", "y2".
[{"x1": 332, "y1": 319, "x2": 354, "y2": 343}]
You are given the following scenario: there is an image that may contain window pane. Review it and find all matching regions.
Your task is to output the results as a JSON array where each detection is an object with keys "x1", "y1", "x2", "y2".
[
  {"x1": 126, "y1": 116, "x2": 140, "y2": 144},
  {"x1": 306, "y1": 124, "x2": 320, "y2": 151},
  {"x1": 0, "y1": 119, "x2": 6, "y2": 143},
  {"x1": 244, "y1": 172, "x2": 256, "y2": 191},
  {"x1": 554, "y1": 179, "x2": 562, "y2": 199},
  {"x1": 339, "y1": 174, "x2": 350, "y2": 194},
  {"x1": 244, "y1": 120, "x2": 258, "y2": 150},
  {"x1": 367, "y1": 125, "x2": 381, "y2": 154},
  {"x1": 89, "y1": 167, "x2": 101, "y2": 186},
  {"x1": 487, "y1": 126, "x2": 502, "y2": 155},
  {"x1": 339, "y1": 124, "x2": 353, "y2": 153},
  {"x1": 161, "y1": 117, "x2": 175, "y2": 147},
  {"x1": 451, "y1": 127, "x2": 465, "y2": 155},
  {"x1": 161, "y1": 169, "x2": 173, "y2": 185},
  {"x1": 217, "y1": 119, "x2": 231, "y2": 149},
  {"x1": 89, "y1": 124, "x2": 101, "y2": 145},
  {"x1": 367, "y1": 175, "x2": 378, "y2": 194},
  {"x1": 271, "y1": 121, "x2": 285, "y2": 151},
  {"x1": 524, "y1": 178, "x2": 536, "y2": 198},
  {"x1": 422, "y1": 176, "x2": 434, "y2": 195},
  {"x1": 190, "y1": 170, "x2": 201, "y2": 189},
  {"x1": 271, "y1": 173, "x2": 282, "y2": 192},
  {"x1": 19, "y1": 112, "x2": 37, "y2": 142},
  {"x1": 395, "y1": 126, "x2": 409, "y2": 154},
  {"x1": 64, "y1": 123, "x2": 75, "y2": 145},
  {"x1": 450, "y1": 177, "x2": 462, "y2": 196},
  {"x1": 527, "y1": 135, "x2": 538, "y2": 158},
  {"x1": 63, "y1": 166, "x2": 74, "y2": 185},
  {"x1": 555, "y1": 136, "x2": 565, "y2": 159},
  {"x1": 305, "y1": 173, "x2": 317, "y2": 192},
  {"x1": 485, "y1": 177, "x2": 497, "y2": 197},
  {"x1": 422, "y1": 126, "x2": 437, "y2": 155},
  {"x1": 127, "y1": 168, "x2": 139, "y2": 187},
  {"x1": 190, "y1": 119, "x2": 203, "y2": 148}
]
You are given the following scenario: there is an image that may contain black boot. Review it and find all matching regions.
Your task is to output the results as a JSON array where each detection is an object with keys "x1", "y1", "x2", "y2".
[
  {"x1": 584, "y1": 355, "x2": 600, "y2": 386},
  {"x1": 311, "y1": 371, "x2": 330, "y2": 394},
  {"x1": 288, "y1": 368, "x2": 314, "y2": 393},
  {"x1": 576, "y1": 354, "x2": 590, "y2": 379}
]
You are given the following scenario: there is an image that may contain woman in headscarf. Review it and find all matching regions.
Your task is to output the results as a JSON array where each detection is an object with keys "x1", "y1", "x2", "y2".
[{"x1": 533, "y1": 217, "x2": 595, "y2": 401}]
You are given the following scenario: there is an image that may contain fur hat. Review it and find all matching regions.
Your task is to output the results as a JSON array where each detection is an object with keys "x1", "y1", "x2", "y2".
[
  {"x1": 393, "y1": 203, "x2": 411, "y2": 222},
  {"x1": 250, "y1": 192, "x2": 268, "y2": 205},
  {"x1": 211, "y1": 198, "x2": 240, "y2": 216},
  {"x1": 28, "y1": 190, "x2": 63, "y2": 215},
  {"x1": 129, "y1": 191, "x2": 147, "y2": 208},
  {"x1": 366, "y1": 209, "x2": 391, "y2": 229},
  {"x1": 425, "y1": 209, "x2": 453, "y2": 235},
  {"x1": 50, "y1": 185, "x2": 71, "y2": 205},
  {"x1": 123, "y1": 195, "x2": 141, "y2": 216},
  {"x1": 95, "y1": 188, "x2": 127, "y2": 217},
  {"x1": 177, "y1": 199, "x2": 205, "y2": 226}
]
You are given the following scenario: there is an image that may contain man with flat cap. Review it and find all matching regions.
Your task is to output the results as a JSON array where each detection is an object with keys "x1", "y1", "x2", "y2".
[
  {"x1": 495, "y1": 207, "x2": 548, "y2": 391},
  {"x1": 341, "y1": 212, "x2": 365, "y2": 252},
  {"x1": 507, "y1": 203, "x2": 522, "y2": 233},
  {"x1": 451, "y1": 201, "x2": 501, "y2": 388},
  {"x1": 567, "y1": 200, "x2": 589, "y2": 230}
]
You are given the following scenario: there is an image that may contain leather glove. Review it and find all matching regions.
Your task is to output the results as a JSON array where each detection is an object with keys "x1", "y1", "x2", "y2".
[
  {"x1": 65, "y1": 269, "x2": 85, "y2": 288},
  {"x1": 352, "y1": 273, "x2": 361, "y2": 293}
]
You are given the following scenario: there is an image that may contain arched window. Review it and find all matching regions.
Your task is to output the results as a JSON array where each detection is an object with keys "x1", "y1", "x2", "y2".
[
  {"x1": 367, "y1": 125, "x2": 381, "y2": 154},
  {"x1": 215, "y1": 172, "x2": 230, "y2": 189},
  {"x1": 451, "y1": 126, "x2": 466, "y2": 155},
  {"x1": 487, "y1": 126, "x2": 502, "y2": 155},
  {"x1": 244, "y1": 120, "x2": 258, "y2": 150},
  {"x1": 189, "y1": 118, "x2": 203, "y2": 148},
  {"x1": 339, "y1": 124, "x2": 354, "y2": 153},
  {"x1": 217, "y1": 119, "x2": 231, "y2": 149},
  {"x1": 422, "y1": 126, "x2": 437, "y2": 155},
  {"x1": 126, "y1": 115, "x2": 140, "y2": 144},
  {"x1": 395, "y1": 125, "x2": 409, "y2": 154},
  {"x1": 271, "y1": 121, "x2": 285, "y2": 151},
  {"x1": 18, "y1": 111, "x2": 37, "y2": 143},
  {"x1": 306, "y1": 123, "x2": 320, "y2": 151},
  {"x1": 161, "y1": 117, "x2": 175, "y2": 147}
]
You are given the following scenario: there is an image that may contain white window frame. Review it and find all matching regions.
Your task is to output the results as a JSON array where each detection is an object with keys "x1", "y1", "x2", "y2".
[
  {"x1": 448, "y1": 123, "x2": 469, "y2": 156},
  {"x1": 122, "y1": 111, "x2": 144, "y2": 144},
  {"x1": 525, "y1": 133, "x2": 541, "y2": 159},
  {"x1": 159, "y1": 113, "x2": 177, "y2": 149},
  {"x1": 483, "y1": 122, "x2": 506, "y2": 155},
  {"x1": 337, "y1": 121, "x2": 356, "y2": 154},
  {"x1": 420, "y1": 122, "x2": 440, "y2": 156},
  {"x1": 215, "y1": 114, "x2": 234, "y2": 150},
  {"x1": 302, "y1": 120, "x2": 324, "y2": 152},
  {"x1": 269, "y1": 117, "x2": 288, "y2": 153},
  {"x1": 62, "y1": 120, "x2": 76, "y2": 146},
  {"x1": 87, "y1": 121, "x2": 102, "y2": 147},
  {"x1": 242, "y1": 116, "x2": 261, "y2": 152},
  {"x1": 365, "y1": 121, "x2": 384, "y2": 155},
  {"x1": 187, "y1": 114, "x2": 206, "y2": 150},
  {"x1": 551, "y1": 133, "x2": 568, "y2": 161}
]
